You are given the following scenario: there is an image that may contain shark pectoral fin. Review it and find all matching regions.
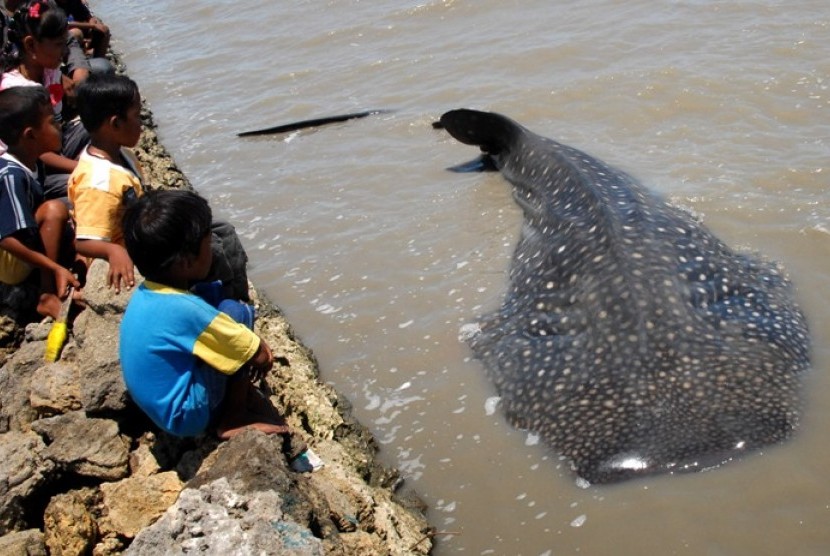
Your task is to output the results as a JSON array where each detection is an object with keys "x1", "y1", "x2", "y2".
[
  {"x1": 447, "y1": 155, "x2": 498, "y2": 173},
  {"x1": 237, "y1": 109, "x2": 392, "y2": 137}
]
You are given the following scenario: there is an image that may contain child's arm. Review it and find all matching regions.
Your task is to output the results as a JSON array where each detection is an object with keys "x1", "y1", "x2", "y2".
[
  {"x1": 40, "y1": 152, "x2": 79, "y2": 175},
  {"x1": 68, "y1": 18, "x2": 109, "y2": 35},
  {"x1": 246, "y1": 335, "x2": 274, "y2": 383},
  {"x1": 0, "y1": 235, "x2": 79, "y2": 295},
  {"x1": 75, "y1": 239, "x2": 135, "y2": 293}
]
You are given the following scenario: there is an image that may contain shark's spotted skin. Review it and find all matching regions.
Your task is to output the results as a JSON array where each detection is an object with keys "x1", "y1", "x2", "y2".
[{"x1": 440, "y1": 109, "x2": 810, "y2": 484}]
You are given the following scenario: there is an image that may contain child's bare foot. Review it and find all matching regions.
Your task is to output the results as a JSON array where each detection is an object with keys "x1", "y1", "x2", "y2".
[
  {"x1": 216, "y1": 412, "x2": 291, "y2": 440},
  {"x1": 36, "y1": 293, "x2": 62, "y2": 320}
]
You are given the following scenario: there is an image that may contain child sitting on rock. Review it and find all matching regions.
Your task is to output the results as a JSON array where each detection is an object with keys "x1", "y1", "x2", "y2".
[
  {"x1": 69, "y1": 72, "x2": 251, "y2": 299},
  {"x1": 0, "y1": 85, "x2": 79, "y2": 318},
  {"x1": 54, "y1": 0, "x2": 110, "y2": 59},
  {"x1": 119, "y1": 189, "x2": 290, "y2": 439},
  {"x1": 1, "y1": 0, "x2": 91, "y2": 199},
  {"x1": 67, "y1": 71, "x2": 144, "y2": 293}
]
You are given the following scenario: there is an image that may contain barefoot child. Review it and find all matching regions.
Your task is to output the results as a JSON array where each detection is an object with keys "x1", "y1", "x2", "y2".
[
  {"x1": 119, "y1": 189, "x2": 288, "y2": 439},
  {"x1": 0, "y1": 85, "x2": 79, "y2": 318}
]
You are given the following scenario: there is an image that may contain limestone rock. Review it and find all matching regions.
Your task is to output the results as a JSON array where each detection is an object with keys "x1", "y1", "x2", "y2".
[
  {"x1": 91, "y1": 536, "x2": 125, "y2": 556},
  {"x1": 187, "y1": 430, "x2": 293, "y2": 493},
  {"x1": 0, "y1": 342, "x2": 51, "y2": 432},
  {"x1": 99, "y1": 471, "x2": 183, "y2": 538},
  {"x1": 29, "y1": 362, "x2": 83, "y2": 415},
  {"x1": 61, "y1": 313, "x2": 127, "y2": 414},
  {"x1": 128, "y1": 442, "x2": 161, "y2": 478},
  {"x1": 80, "y1": 358, "x2": 128, "y2": 414},
  {"x1": 30, "y1": 413, "x2": 129, "y2": 481},
  {"x1": 0, "y1": 528, "x2": 47, "y2": 556},
  {"x1": 0, "y1": 432, "x2": 54, "y2": 535},
  {"x1": 79, "y1": 260, "x2": 133, "y2": 316},
  {"x1": 340, "y1": 531, "x2": 387, "y2": 555},
  {"x1": 127, "y1": 476, "x2": 325, "y2": 556},
  {"x1": 43, "y1": 488, "x2": 97, "y2": 556},
  {"x1": 0, "y1": 315, "x2": 20, "y2": 351}
]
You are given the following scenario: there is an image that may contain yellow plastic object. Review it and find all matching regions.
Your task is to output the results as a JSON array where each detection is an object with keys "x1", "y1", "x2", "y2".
[
  {"x1": 44, "y1": 288, "x2": 73, "y2": 362},
  {"x1": 44, "y1": 322, "x2": 68, "y2": 362}
]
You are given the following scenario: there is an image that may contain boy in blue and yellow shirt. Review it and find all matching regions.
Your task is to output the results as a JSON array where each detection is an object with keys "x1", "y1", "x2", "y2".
[{"x1": 119, "y1": 189, "x2": 287, "y2": 439}]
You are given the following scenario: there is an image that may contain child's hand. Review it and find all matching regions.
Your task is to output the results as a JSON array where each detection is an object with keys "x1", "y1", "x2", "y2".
[
  {"x1": 248, "y1": 337, "x2": 274, "y2": 383},
  {"x1": 54, "y1": 266, "x2": 81, "y2": 298},
  {"x1": 107, "y1": 247, "x2": 135, "y2": 293},
  {"x1": 92, "y1": 20, "x2": 110, "y2": 37}
]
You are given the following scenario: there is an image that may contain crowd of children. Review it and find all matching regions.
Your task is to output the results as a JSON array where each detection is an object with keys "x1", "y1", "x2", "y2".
[{"x1": 0, "y1": 1, "x2": 315, "y2": 464}]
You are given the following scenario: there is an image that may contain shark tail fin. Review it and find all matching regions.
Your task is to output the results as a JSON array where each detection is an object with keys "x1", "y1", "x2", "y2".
[{"x1": 438, "y1": 109, "x2": 523, "y2": 156}]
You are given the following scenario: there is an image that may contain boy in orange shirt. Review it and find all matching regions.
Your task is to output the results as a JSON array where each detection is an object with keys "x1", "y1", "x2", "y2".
[
  {"x1": 67, "y1": 72, "x2": 143, "y2": 293},
  {"x1": 68, "y1": 72, "x2": 250, "y2": 300}
]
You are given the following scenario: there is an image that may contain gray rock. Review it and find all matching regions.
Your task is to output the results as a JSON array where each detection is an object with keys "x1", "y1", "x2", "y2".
[
  {"x1": 0, "y1": 528, "x2": 47, "y2": 556},
  {"x1": 30, "y1": 412, "x2": 129, "y2": 481},
  {"x1": 0, "y1": 342, "x2": 51, "y2": 432},
  {"x1": 79, "y1": 358, "x2": 128, "y2": 414},
  {"x1": 80, "y1": 260, "x2": 134, "y2": 316},
  {"x1": 0, "y1": 432, "x2": 54, "y2": 535},
  {"x1": 128, "y1": 476, "x2": 325, "y2": 556},
  {"x1": 29, "y1": 362, "x2": 83, "y2": 415}
]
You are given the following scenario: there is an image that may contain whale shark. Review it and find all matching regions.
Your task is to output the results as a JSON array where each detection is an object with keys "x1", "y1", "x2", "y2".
[{"x1": 438, "y1": 109, "x2": 810, "y2": 484}]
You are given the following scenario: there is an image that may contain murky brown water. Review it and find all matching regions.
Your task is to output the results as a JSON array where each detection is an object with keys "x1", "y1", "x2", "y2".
[{"x1": 92, "y1": 1, "x2": 830, "y2": 553}]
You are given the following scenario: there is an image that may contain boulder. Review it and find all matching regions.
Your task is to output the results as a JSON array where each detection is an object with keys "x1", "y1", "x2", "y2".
[
  {"x1": 29, "y1": 362, "x2": 83, "y2": 415},
  {"x1": 0, "y1": 528, "x2": 47, "y2": 556},
  {"x1": 127, "y1": 476, "x2": 325, "y2": 556},
  {"x1": 43, "y1": 488, "x2": 98, "y2": 556},
  {"x1": 0, "y1": 432, "x2": 54, "y2": 535},
  {"x1": 30, "y1": 413, "x2": 129, "y2": 481},
  {"x1": 0, "y1": 342, "x2": 51, "y2": 432},
  {"x1": 99, "y1": 471, "x2": 183, "y2": 539}
]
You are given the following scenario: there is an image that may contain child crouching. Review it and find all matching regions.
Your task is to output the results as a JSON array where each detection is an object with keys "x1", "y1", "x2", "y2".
[{"x1": 119, "y1": 188, "x2": 287, "y2": 439}]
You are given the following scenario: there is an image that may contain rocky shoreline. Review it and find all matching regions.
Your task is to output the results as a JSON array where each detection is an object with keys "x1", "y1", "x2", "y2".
[{"x1": 0, "y1": 54, "x2": 432, "y2": 554}]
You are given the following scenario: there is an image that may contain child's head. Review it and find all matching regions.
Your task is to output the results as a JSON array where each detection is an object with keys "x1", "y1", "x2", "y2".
[
  {"x1": 123, "y1": 190, "x2": 214, "y2": 283},
  {"x1": 4, "y1": 1, "x2": 27, "y2": 12},
  {"x1": 2, "y1": 1, "x2": 68, "y2": 71},
  {"x1": 75, "y1": 73, "x2": 143, "y2": 146},
  {"x1": 0, "y1": 85, "x2": 60, "y2": 152}
]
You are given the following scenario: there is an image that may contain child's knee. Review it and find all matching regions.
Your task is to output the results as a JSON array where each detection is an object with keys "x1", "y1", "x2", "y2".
[
  {"x1": 36, "y1": 200, "x2": 70, "y2": 224},
  {"x1": 217, "y1": 299, "x2": 255, "y2": 329}
]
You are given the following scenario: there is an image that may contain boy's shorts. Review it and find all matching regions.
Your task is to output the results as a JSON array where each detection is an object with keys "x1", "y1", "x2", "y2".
[
  {"x1": 195, "y1": 295, "x2": 256, "y2": 426},
  {"x1": 0, "y1": 248, "x2": 34, "y2": 285},
  {"x1": 200, "y1": 361, "x2": 230, "y2": 414}
]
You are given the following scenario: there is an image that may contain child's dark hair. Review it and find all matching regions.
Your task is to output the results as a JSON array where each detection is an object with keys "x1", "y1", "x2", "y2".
[
  {"x1": 123, "y1": 190, "x2": 213, "y2": 281},
  {"x1": 75, "y1": 73, "x2": 140, "y2": 132},
  {"x1": 0, "y1": 85, "x2": 51, "y2": 146},
  {"x1": 1, "y1": 1, "x2": 68, "y2": 72}
]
